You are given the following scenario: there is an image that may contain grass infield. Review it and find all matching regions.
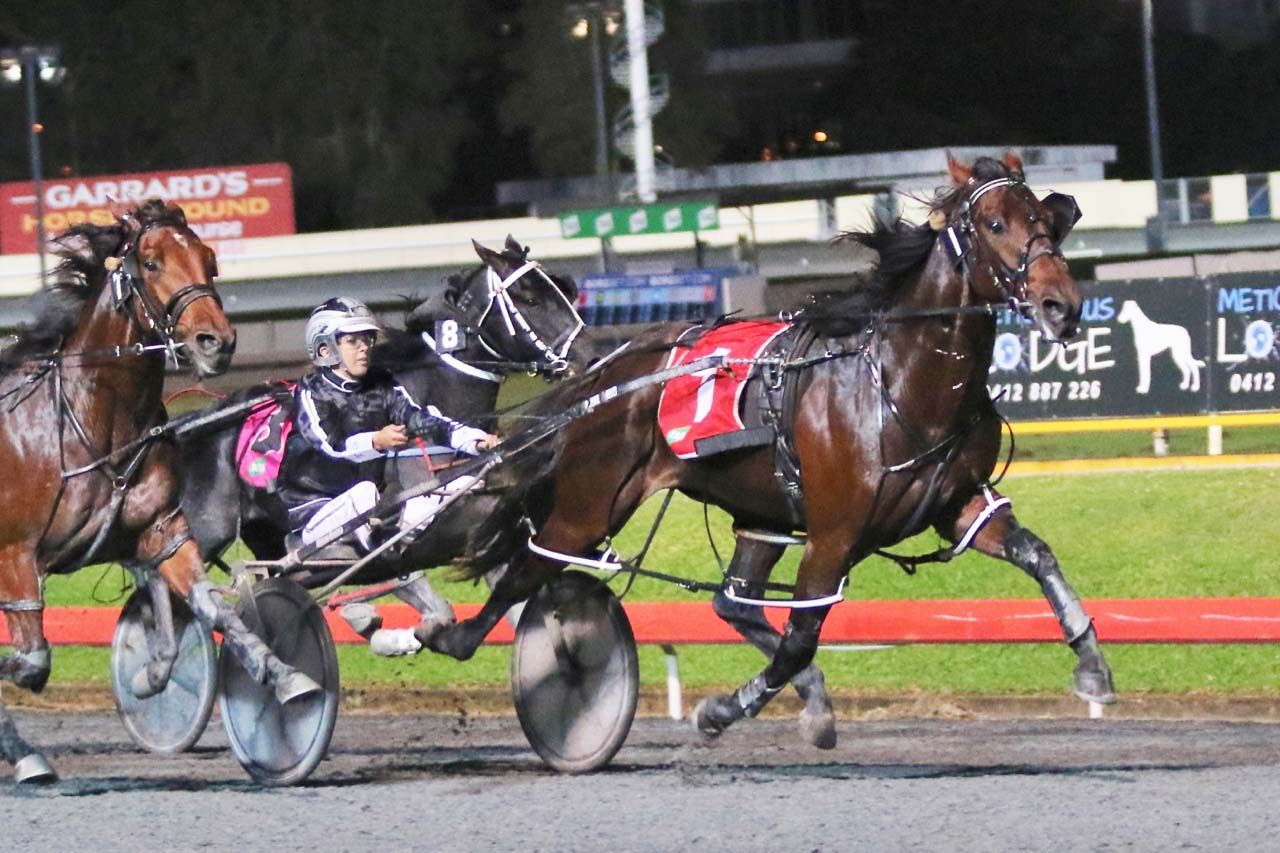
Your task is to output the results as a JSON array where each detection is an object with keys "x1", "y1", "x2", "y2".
[{"x1": 35, "y1": 454, "x2": 1280, "y2": 696}]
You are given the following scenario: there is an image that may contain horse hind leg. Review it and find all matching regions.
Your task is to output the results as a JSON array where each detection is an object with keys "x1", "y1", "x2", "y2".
[
  {"x1": 695, "y1": 605, "x2": 830, "y2": 740},
  {"x1": 695, "y1": 535, "x2": 846, "y2": 740},
  {"x1": 711, "y1": 534, "x2": 835, "y2": 749}
]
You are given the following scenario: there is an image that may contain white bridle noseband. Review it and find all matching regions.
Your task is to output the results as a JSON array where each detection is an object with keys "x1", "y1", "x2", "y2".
[{"x1": 479, "y1": 260, "x2": 585, "y2": 373}]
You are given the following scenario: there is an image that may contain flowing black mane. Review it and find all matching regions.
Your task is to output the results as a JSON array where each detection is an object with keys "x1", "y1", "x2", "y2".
[
  {"x1": 1, "y1": 200, "x2": 190, "y2": 369},
  {"x1": 805, "y1": 157, "x2": 1016, "y2": 335}
]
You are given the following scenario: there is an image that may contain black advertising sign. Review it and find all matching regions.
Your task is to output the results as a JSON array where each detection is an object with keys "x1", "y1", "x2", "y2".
[
  {"x1": 1208, "y1": 272, "x2": 1280, "y2": 412},
  {"x1": 989, "y1": 278, "x2": 1218, "y2": 420}
]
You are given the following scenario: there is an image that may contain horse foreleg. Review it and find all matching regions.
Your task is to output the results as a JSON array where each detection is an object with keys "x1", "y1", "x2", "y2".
[
  {"x1": 157, "y1": 540, "x2": 321, "y2": 705},
  {"x1": 0, "y1": 550, "x2": 57, "y2": 782},
  {"x1": 712, "y1": 535, "x2": 835, "y2": 748},
  {"x1": 947, "y1": 497, "x2": 1115, "y2": 704},
  {"x1": 695, "y1": 605, "x2": 830, "y2": 739}
]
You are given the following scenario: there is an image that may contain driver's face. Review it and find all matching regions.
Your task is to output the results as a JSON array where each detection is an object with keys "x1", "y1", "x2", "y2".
[{"x1": 332, "y1": 330, "x2": 376, "y2": 379}]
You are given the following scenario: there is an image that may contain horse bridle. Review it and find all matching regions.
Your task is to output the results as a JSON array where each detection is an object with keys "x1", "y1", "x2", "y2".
[
  {"x1": 464, "y1": 259, "x2": 584, "y2": 375},
  {"x1": 942, "y1": 176, "x2": 1064, "y2": 315},
  {"x1": 107, "y1": 223, "x2": 222, "y2": 366}
]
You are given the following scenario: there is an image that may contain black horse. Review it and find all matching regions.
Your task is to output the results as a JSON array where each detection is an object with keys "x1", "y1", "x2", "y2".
[
  {"x1": 435, "y1": 153, "x2": 1113, "y2": 748},
  {"x1": 179, "y1": 236, "x2": 589, "y2": 567}
]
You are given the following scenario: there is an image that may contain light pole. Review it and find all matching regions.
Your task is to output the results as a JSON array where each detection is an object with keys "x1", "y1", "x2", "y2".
[
  {"x1": 567, "y1": 2, "x2": 617, "y2": 200},
  {"x1": 1, "y1": 45, "x2": 67, "y2": 286},
  {"x1": 1139, "y1": 0, "x2": 1167, "y2": 252},
  {"x1": 1141, "y1": 0, "x2": 1163, "y2": 184},
  {"x1": 567, "y1": 3, "x2": 619, "y2": 271}
]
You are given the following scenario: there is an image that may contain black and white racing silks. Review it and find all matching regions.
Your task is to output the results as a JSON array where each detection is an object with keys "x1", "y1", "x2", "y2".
[{"x1": 276, "y1": 366, "x2": 488, "y2": 528}]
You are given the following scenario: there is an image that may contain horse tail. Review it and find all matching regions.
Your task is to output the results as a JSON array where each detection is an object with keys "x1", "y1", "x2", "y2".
[{"x1": 457, "y1": 430, "x2": 565, "y2": 581}]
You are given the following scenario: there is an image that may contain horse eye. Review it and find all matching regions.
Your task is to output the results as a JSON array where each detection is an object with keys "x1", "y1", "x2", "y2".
[
  {"x1": 142, "y1": 259, "x2": 160, "y2": 272},
  {"x1": 987, "y1": 219, "x2": 1005, "y2": 234}
]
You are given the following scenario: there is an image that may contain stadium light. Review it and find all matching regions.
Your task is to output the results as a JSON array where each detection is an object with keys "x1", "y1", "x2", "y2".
[{"x1": 0, "y1": 45, "x2": 66, "y2": 286}]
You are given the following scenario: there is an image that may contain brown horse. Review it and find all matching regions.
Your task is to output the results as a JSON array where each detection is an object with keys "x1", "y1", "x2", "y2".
[
  {"x1": 436, "y1": 152, "x2": 1114, "y2": 746},
  {"x1": 0, "y1": 200, "x2": 317, "y2": 783}
]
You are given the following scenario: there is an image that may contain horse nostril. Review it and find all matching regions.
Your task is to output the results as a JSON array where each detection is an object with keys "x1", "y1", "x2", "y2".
[
  {"x1": 196, "y1": 333, "x2": 227, "y2": 355},
  {"x1": 1042, "y1": 299, "x2": 1066, "y2": 323}
]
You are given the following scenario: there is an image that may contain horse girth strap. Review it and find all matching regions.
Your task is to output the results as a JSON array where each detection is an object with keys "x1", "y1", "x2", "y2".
[{"x1": 759, "y1": 324, "x2": 818, "y2": 528}]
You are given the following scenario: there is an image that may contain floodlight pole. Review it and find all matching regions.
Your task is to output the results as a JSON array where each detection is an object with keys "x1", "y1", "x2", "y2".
[{"x1": 23, "y1": 59, "x2": 48, "y2": 285}]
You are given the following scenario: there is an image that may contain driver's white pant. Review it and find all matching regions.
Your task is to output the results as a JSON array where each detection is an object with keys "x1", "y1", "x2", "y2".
[
  {"x1": 301, "y1": 476, "x2": 479, "y2": 550},
  {"x1": 399, "y1": 475, "x2": 479, "y2": 535},
  {"x1": 300, "y1": 481, "x2": 380, "y2": 550}
]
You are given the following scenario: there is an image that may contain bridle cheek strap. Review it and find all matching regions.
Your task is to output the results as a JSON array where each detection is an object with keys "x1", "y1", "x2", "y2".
[{"x1": 478, "y1": 261, "x2": 585, "y2": 372}]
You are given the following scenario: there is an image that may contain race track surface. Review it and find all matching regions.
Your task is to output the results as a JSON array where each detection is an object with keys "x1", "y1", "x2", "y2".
[{"x1": 4, "y1": 710, "x2": 1280, "y2": 851}]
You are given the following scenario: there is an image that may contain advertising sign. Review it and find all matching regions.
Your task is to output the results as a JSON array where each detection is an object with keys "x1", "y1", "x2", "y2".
[
  {"x1": 988, "y1": 278, "x2": 1214, "y2": 420},
  {"x1": 576, "y1": 268, "x2": 729, "y2": 326},
  {"x1": 0, "y1": 162, "x2": 296, "y2": 254},
  {"x1": 559, "y1": 200, "x2": 718, "y2": 240},
  {"x1": 1208, "y1": 272, "x2": 1280, "y2": 412}
]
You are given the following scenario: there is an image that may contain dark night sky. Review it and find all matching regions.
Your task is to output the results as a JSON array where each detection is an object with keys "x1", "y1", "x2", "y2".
[{"x1": 2, "y1": 1, "x2": 1277, "y2": 232}]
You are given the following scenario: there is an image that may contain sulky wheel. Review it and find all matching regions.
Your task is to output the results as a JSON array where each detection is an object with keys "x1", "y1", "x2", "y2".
[
  {"x1": 511, "y1": 570, "x2": 639, "y2": 773},
  {"x1": 217, "y1": 577, "x2": 339, "y2": 786},
  {"x1": 111, "y1": 587, "x2": 218, "y2": 754}
]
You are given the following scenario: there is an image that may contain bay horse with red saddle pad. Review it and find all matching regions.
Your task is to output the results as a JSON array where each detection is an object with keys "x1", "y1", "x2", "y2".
[
  {"x1": 0, "y1": 201, "x2": 318, "y2": 783},
  {"x1": 439, "y1": 152, "x2": 1114, "y2": 745}
]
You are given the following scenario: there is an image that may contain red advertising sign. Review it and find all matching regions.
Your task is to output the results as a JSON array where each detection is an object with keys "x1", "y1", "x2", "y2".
[{"x1": 0, "y1": 162, "x2": 296, "y2": 254}]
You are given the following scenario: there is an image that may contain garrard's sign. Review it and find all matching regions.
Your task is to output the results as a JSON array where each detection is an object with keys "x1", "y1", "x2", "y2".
[{"x1": 0, "y1": 162, "x2": 295, "y2": 254}]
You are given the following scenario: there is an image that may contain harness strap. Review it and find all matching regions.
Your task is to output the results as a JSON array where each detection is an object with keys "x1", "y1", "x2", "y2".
[
  {"x1": 0, "y1": 599, "x2": 43, "y2": 612},
  {"x1": 420, "y1": 331, "x2": 502, "y2": 383}
]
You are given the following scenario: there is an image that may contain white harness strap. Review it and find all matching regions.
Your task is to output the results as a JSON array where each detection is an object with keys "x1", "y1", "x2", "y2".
[
  {"x1": 419, "y1": 331, "x2": 502, "y2": 383},
  {"x1": 951, "y1": 485, "x2": 1012, "y2": 556},
  {"x1": 479, "y1": 260, "x2": 585, "y2": 370}
]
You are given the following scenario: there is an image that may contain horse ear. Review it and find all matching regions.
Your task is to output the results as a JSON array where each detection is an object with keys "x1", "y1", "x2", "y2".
[
  {"x1": 472, "y1": 239, "x2": 501, "y2": 267},
  {"x1": 1043, "y1": 192, "x2": 1083, "y2": 245},
  {"x1": 1002, "y1": 149, "x2": 1025, "y2": 177},
  {"x1": 946, "y1": 152, "x2": 972, "y2": 186},
  {"x1": 164, "y1": 201, "x2": 188, "y2": 227},
  {"x1": 504, "y1": 234, "x2": 526, "y2": 258}
]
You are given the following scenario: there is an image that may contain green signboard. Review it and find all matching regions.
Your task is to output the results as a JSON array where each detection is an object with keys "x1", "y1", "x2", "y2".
[{"x1": 559, "y1": 200, "x2": 719, "y2": 239}]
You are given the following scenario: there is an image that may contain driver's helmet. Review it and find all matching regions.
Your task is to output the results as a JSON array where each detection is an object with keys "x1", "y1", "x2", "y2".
[{"x1": 305, "y1": 297, "x2": 382, "y2": 367}]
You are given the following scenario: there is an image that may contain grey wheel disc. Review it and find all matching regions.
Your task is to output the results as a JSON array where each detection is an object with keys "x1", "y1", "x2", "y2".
[
  {"x1": 218, "y1": 577, "x2": 339, "y2": 786},
  {"x1": 111, "y1": 588, "x2": 217, "y2": 755},
  {"x1": 511, "y1": 570, "x2": 639, "y2": 773}
]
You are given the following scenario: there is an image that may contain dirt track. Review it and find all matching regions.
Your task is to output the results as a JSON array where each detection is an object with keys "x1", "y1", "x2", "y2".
[{"x1": 5, "y1": 708, "x2": 1280, "y2": 851}]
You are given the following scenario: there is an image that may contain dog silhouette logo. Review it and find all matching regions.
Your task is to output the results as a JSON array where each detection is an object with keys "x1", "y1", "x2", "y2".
[{"x1": 1116, "y1": 299, "x2": 1205, "y2": 393}]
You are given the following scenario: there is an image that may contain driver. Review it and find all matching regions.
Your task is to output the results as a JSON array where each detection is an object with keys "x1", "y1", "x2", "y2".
[{"x1": 277, "y1": 296, "x2": 499, "y2": 656}]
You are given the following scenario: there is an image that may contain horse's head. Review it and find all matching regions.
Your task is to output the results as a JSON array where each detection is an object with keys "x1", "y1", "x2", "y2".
[
  {"x1": 942, "y1": 152, "x2": 1084, "y2": 341},
  {"x1": 446, "y1": 236, "x2": 586, "y2": 375},
  {"x1": 106, "y1": 200, "x2": 236, "y2": 376}
]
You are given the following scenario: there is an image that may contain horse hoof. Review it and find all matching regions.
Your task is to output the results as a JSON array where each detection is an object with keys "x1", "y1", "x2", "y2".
[
  {"x1": 413, "y1": 617, "x2": 455, "y2": 648},
  {"x1": 692, "y1": 699, "x2": 724, "y2": 739},
  {"x1": 1073, "y1": 661, "x2": 1116, "y2": 705},
  {"x1": 14, "y1": 754, "x2": 57, "y2": 785},
  {"x1": 130, "y1": 666, "x2": 164, "y2": 700},
  {"x1": 274, "y1": 671, "x2": 322, "y2": 705},
  {"x1": 800, "y1": 708, "x2": 837, "y2": 750},
  {"x1": 693, "y1": 695, "x2": 741, "y2": 738}
]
